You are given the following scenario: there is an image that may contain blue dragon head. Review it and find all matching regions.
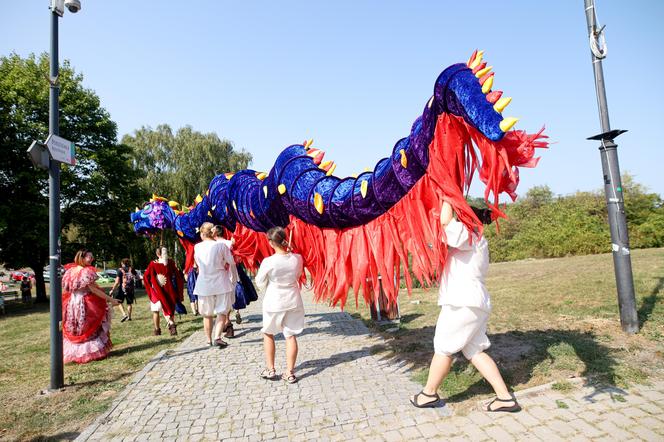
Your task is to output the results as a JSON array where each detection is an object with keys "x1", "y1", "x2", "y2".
[
  {"x1": 131, "y1": 198, "x2": 177, "y2": 236},
  {"x1": 433, "y1": 50, "x2": 517, "y2": 142}
]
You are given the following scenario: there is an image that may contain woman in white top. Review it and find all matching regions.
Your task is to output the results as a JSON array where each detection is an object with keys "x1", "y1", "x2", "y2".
[
  {"x1": 411, "y1": 201, "x2": 520, "y2": 413},
  {"x1": 255, "y1": 226, "x2": 304, "y2": 384},
  {"x1": 193, "y1": 222, "x2": 238, "y2": 348}
]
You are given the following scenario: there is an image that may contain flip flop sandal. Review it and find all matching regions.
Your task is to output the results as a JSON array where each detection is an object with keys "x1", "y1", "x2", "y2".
[
  {"x1": 214, "y1": 338, "x2": 228, "y2": 348},
  {"x1": 282, "y1": 373, "x2": 298, "y2": 384},
  {"x1": 485, "y1": 393, "x2": 522, "y2": 413},
  {"x1": 410, "y1": 391, "x2": 441, "y2": 408},
  {"x1": 235, "y1": 311, "x2": 243, "y2": 324},
  {"x1": 260, "y1": 368, "x2": 277, "y2": 380}
]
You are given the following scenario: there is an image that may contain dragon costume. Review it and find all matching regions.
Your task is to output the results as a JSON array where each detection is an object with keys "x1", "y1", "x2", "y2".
[{"x1": 131, "y1": 51, "x2": 547, "y2": 309}]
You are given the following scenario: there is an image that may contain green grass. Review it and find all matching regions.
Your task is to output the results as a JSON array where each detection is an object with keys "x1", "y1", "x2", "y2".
[
  {"x1": 0, "y1": 288, "x2": 202, "y2": 441},
  {"x1": 346, "y1": 248, "x2": 664, "y2": 409}
]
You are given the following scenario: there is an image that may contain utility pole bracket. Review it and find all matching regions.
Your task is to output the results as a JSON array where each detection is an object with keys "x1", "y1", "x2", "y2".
[{"x1": 587, "y1": 129, "x2": 627, "y2": 141}]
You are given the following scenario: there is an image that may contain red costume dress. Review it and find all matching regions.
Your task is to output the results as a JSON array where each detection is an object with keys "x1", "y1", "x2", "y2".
[
  {"x1": 143, "y1": 258, "x2": 184, "y2": 317},
  {"x1": 62, "y1": 264, "x2": 112, "y2": 364}
]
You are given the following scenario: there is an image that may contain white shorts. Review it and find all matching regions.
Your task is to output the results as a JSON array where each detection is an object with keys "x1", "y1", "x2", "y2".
[
  {"x1": 261, "y1": 308, "x2": 305, "y2": 337},
  {"x1": 150, "y1": 301, "x2": 162, "y2": 312},
  {"x1": 434, "y1": 305, "x2": 491, "y2": 360},
  {"x1": 198, "y1": 292, "x2": 235, "y2": 317}
]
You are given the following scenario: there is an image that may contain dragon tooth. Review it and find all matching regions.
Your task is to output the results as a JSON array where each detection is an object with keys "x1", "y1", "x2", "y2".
[
  {"x1": 313, "y1": 192, "x2": 324, "y2": 214},
  {"x1": 481, "y1": 75, "x2": 494, "y2": 94},
  {"x1": 493, "y1": 96, "x2": 512, "y2": 113},
  {"x1": 475, "y1": 66, "x2": 492, "y2": 78},
  {"x1": 360, "y1": 180, "x2": 368, "y2": 198},
  {"x1": 499, "y1": 117, "x2": 519, "y2": 132},
  {"x1": 278, "y1": 184, "x2": 286, "y2": 195},
  {"x1": 400, "y1": 149, "x2": 408, "y2": 168}
]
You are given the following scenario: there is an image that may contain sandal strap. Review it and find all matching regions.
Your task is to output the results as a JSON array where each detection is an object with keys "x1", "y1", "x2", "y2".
[
  {"x1": 495, "y1": 395, "x2": 517, "y2": 402},
  {"x1": 418, "y1": 390, "x2": 439, "y2": 398}
]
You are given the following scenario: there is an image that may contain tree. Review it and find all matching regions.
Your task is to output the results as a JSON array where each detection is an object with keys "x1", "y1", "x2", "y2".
[
  {"x1": 124, "y1": 124, "x2": 252, "y2": 205},
  {"x1": 0, "y1": 53, "x2": 145, "y2": 301}
]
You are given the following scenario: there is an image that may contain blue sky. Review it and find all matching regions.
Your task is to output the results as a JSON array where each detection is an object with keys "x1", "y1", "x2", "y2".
[{"x1": 3, "y1": 1, "x2": 663, "y2": 199}]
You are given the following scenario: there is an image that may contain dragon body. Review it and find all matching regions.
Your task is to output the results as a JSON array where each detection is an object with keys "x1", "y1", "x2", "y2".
[{"x1": 132, "y1": 51, "x2": 547, "y2": 308}]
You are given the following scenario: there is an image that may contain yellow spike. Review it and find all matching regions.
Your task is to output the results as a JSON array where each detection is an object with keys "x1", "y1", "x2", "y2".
[
  {"x1": 232, "y1": 200, "x2": 237, "y2": 210},
  {"x1": 135, "y1": 207, "x2": 140, "y2": 212},
  {"x1": 351, "y1": 173, "x2": 358, "y2": 178},
  {"x1": 206, "y1": 189, "x2": 210, "y2": 196},
  {"x1": 304, "y1": 139, "x2": 314, "y2": 148},
  {"x1": 481, "y1": 75, "x2": 494, "y2": 94},
  {"x1": 360, "y1": 180, "x2": 368, "y2": 198},
  {"x1": 427, "y1": 96, "x2": 434, "y2": 109},
  {"x1": 326, "y1": 163, "x2": 337, "y2": 176},
  {"x1": 177, "y1": 230, "x2": 184, "y2": 237},
  {"x1": 469, "y1": 50, "x2": 484, "y2": 69},
  {"x1": 168, "y1": 201, "x2": 179, "y2": 208},
  {"x1": 195, "y1": 194, "x2": 203, "y2": 203},
  {"x1": 207, "y1": 210, "x2": 212, "y2": 217},
  {"x1": 493, "y1": 96, "x2": 512, "y2": 113},
  {"x1": 256, "y1": 172, "x2": 267, "y2": 180},
  {"x1": 499, "y1": 117, "x2": 519, "y2": 132},
  {"x1": 263, "y1": 186, "x2": 268, "y2": 198},
  {"x1": 313, "y1": 192, "x2": 324, "y2": 214},
  {"x1": 320, "y1": 160, "x2": 333, "y2": 170},
  {"x1": 278, "y1": 184, "x2": 286, "y2": 195},
  {"x1": 400, "y1": 149, "x2": 408, "y2": 168},
  {"x1": 363, "y1": 167, "x2": 370, "y2": 172},
  {"x1": 475, "y1": 66, "x2": 492, "y2": 78}
]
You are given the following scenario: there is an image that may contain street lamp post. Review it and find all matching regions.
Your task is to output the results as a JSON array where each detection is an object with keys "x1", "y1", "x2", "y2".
[
  {"x1": 583, "y1": 0, "x2": 639, "y2": 334},
  {"x1": 47, "y1": 0, "x2": 81, "y2": 391}
]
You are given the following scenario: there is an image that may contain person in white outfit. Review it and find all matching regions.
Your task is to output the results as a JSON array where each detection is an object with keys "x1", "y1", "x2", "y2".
[
  {"x1": 255, "y1": 226, "x2": 304, "y2": 384},
  {"x1": 194, "y1": 222, "x2": 238, "y2": 348},
  {"x1": 411, "y1": 201, "x2": 520, "y2": 413}
]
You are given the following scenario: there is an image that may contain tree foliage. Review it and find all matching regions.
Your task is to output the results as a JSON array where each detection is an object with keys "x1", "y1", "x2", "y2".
[
  {"x1": 484, "y1": 174, "x2": 663, "y2": 262},
  {"x1": 124, "y1": 125, "x2": 252, "y2": 205},
  {"x1": 0, "y1": 53, "x2": 145, "y2": 299}
]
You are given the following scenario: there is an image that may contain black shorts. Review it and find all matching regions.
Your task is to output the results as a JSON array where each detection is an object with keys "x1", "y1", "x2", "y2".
[{"x1": 114, "y1": 289, "x2": 135, "y2": 305}]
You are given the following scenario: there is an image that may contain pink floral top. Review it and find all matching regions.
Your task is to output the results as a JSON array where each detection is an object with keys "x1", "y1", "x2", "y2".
[{"x1": 62, "y1": 264, "x2": 98, "y2": 293}]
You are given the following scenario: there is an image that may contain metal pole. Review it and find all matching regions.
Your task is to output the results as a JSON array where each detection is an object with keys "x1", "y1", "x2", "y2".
[
  {"x1": 49, "y1": 8, "x2": 64, "y2": 390},
  {"x1": 584, "y1": 0, "x2": 639, "y2": 334}
]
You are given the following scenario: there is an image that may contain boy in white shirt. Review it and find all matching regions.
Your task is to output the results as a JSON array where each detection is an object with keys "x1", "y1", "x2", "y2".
[
  {"x1": 193, "y1": 222, "x2": 238, "y2": 348},
  {"x1": 410, "y1": 201, "x2": 520, "y2": 413}
]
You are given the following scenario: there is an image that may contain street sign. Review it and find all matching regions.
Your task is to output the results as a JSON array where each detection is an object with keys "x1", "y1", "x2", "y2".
[
  {"x1": 45, "y1": 134, "x2": 76, "y2": 165},
  {"x1": 27, "y1": 140, "x2": 50, "y2": 170}
]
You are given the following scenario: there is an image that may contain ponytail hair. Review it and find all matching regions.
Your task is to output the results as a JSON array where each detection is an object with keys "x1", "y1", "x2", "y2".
[
  {"x1": 266, "y1": 227, "x2": 289, "y2": 251},
  {"x1": 471, "y1": 206, "x2": 493, "y2": 225},
  {"x1": 74, "y1": 249, "x2": 91, "y2": 266}
]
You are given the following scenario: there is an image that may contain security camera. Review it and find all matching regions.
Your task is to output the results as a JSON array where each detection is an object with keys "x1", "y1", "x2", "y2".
[{"x1": 64, "y1": 0, "x2": 81, "y2": 13}]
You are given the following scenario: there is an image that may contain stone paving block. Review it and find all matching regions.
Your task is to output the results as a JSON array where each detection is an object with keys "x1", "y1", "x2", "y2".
[
  {"x1": 568, "y1": 419, "x2": 605, "y2": 438},
  {"x1": 630, "y1": 426, "x2": 663, "y2": 442},
  {"x1": 483, "y1": 425, "x2": 515, "y2": 442}
]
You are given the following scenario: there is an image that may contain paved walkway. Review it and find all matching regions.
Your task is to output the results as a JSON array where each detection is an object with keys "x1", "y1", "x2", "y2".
[{"x1": 78, "y1": 292, "x2": 664, "y2": 441}]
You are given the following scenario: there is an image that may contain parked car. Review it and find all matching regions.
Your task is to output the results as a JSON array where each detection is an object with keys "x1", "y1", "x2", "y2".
[
  {"x1": 96, "y1": 272, "x2": 115, "y2": 284},
  {"x1": 105, "y1": 269, "x2": 118, "y2": 278}
]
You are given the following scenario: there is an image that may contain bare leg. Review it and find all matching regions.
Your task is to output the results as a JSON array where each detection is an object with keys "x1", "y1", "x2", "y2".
[
  {"x1": 152, "y1": 312, "x2": 160, "y2": 331},
  {"x1": 413, "y1": 353, "x2": 453, "y2": 406},
  {"x1": 469, "y1": 352, "x2": 516, "y2": 409},
  {"x1": 203, "y1": 316, "x2": 214, "y2": 344},
  {"x1": 263, "y1": 334, "x2": 275, "y2": 370},
  {"x1": 214, "y1": 314, "x2": 228, "y2": 339},
  {"x1": 285, "y1": 336, "x2": 298, "y2": 375},
  {"x1": 127, "y1": 304, "x2": 133, "y2": 319},
  {"x1": 117, "y1": 303, "x2": 127, "y2": 317}
]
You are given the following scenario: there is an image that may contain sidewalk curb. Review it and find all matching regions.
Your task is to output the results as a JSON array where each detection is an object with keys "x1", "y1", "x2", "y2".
[
  {"x1": 75, "y1": 344, "x2": 173, "y2": 442},
  {"x1": 475, "y1": 376, "x2": 589, "y2": 410}
]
